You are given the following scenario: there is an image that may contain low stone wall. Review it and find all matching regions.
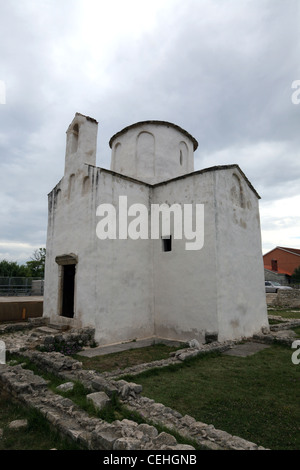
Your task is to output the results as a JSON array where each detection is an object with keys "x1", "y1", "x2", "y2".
[
  {"x1": 102, "y1": 340, "x2": 235, "y2": 380},
  {"x1": 0, "y1": 321, "x2": 36, "y2": 335},
  {"x1": 275, "y1": 289, "x2": 300, "y2": 308},
  {"x1": 126, "y1": 396, "x2": 265, "y2": 450},
  {"x1": 0, "y1": 320, "x2": 96, "y2": 355},
  {"x1": 0, "y1": 363, "x2": 192, "y2": 451},
  {"x1": 266, "y1": 293, "x2": 278, "y2": 306},
  {"x1": 252, "y1": 317, "x2": 300, "y2": 347},
  {"x1": 0, "y1": 342, "x2": 268, "y2": 450},
  {"x1": 6, "y1": 318, "x2": 300, "y2": 450},
  {"x1": 40, "y1": 327, "x2": 95, "y2": 355},
  {"x1": 267, "y1": 289, "x2": 300, "y2": 308}
]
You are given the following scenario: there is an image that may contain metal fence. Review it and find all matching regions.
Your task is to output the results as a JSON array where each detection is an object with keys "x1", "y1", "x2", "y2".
[{"x1": 0, "y1": 277, "x2": 44, "y2": 296}]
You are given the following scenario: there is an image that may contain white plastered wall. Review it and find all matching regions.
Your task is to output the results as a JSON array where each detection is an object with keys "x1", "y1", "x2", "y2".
[
  {"x1": 213, "y1": 168, "x2": 269, "y2": 341},
  {"x1": 90, "y1": 169, "x2": 154, "y2": 345},
  {"x1": 152, "y1": 172, "x2": 219, "y2": 344},
  {"x1": 44, "y1": 165, "x2": 155, "y2": 345}
]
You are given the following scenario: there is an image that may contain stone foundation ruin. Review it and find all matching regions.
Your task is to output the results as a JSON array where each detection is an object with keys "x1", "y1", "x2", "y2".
[{"x1": 1, "y1": 318, "x2": 299, "y2": 450}]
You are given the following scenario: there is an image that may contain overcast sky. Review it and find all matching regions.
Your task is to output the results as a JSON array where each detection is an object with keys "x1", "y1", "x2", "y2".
[{"x1": 0, "y1": 0, "x2": 299, "y2": 264}]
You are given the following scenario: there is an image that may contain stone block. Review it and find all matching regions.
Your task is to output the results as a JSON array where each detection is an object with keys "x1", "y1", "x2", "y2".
[
  {"x1": 56, "y1": 382, "x2": 74, "y2": 392},
  {"x1": 91, "y1": 424, "x2": 122, "y2": 450},
  {"x1": 87, "y1": 391, "x2": 110, "y2": 411},
  {"x1": 137, "y1": 423, "x2": 158, "y2": 439},
  {"x1": 189, "y1": 339, "x2": 200, "y2": 349},
  {"x1": 152, "y1": 431, "x2": 177, "y2": 447},
  {"x1": 8, "y1": 419, "x2": 28, "y2": 430},
  {"x1": 91, "y1": 376, "x2": 109, "y2": 391},
  {"x1": 113, "y1": 437, "x2": 141, "y2": 450}
]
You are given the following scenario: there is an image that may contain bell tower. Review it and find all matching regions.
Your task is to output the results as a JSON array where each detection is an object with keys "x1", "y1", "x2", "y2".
[{"x1": 64, "y1": 113, "x2": 98, "y2": 177}]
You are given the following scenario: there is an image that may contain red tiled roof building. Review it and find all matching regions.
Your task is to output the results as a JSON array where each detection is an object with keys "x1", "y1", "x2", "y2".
[{"x1": 263, "y1": 246, "x2": 300, "y2": 277}]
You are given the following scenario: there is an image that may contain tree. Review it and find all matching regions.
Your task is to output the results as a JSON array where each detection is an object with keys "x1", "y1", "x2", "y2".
[
  {"x1": 0, "y1": 248, "x2": 46, "y2": 278},
  {"x1": 291, "y1": 266, "x2": 300, "y2": 284},
  {"x1": 0, "y1": 260, "x2": 31, "y2": 277},
  {"x1": 26, "y1": 248, "x2": 46, "y2": 278}
]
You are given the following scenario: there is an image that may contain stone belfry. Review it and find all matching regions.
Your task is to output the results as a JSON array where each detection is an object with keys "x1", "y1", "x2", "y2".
[{"x1": 64, "y1": 112, "x2": 98, "y2": 177}]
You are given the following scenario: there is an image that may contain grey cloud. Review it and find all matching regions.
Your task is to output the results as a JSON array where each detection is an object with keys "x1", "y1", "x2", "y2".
[{"x1": 0, "y1": 0, "x2": 299, "y2": 262}]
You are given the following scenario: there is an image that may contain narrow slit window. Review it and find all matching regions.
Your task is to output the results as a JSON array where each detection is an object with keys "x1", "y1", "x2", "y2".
[
  {"x1": 71, "y1": 123, "x2": 79, "y2": 153},
  {"x1": 162, "y1": 235, "x2": 172, "y2": 252},
  {"x1": 179, "y1": 150, "x2": 183, "y2": 166}
]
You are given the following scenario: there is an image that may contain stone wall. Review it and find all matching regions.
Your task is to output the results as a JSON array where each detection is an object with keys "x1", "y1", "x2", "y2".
[
  {"x1": 267, "y1": 289, "x2": 300, "y2": 308},
  {"x1": 126, "y1": 396, "x2": 264, "y2": 451},
  {"x1": 0, "y1": 362, "x2": 192, "y2": 451},
  {"x1": 40, "y1": 327, "x2": 95, "y2": 355},
  {"x1": 264, "y1": 269, "x2": 290, "y2": 286},
  {"x1": 266, "y1": 293, "x2": 278, "y2": 306},
  {"x1": 275, "y1": 289, "x2": 300, "y2": 308},
  {"x1": 0, "y1": 330, "x2": 268, "y2": 450},
  {"x1": 7, "y1": 318, "x2": 300, "y2": 450}
]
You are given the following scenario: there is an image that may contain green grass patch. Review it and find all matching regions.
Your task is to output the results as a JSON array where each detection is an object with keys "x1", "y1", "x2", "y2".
[
  {"x1": 268, "y1": 318, "x2": 284, "y2": 325},
  {"x1": 268, "y1": 308, "x2": 300, "y2": 319},
  {"x1": 292, "y1": 326, "x2": 300, "y2": 337},
  {"x1": 56, "y1": 382, "x2": 135, "y2": 424},
  {"x1": 5, "y1": 354, "x2": 123, "y2": 422},
  {"x1": 122, "y1": 345, "x2": 300, "y2": 450},
  {"x1": 0, "y1": 392, "x2": 82, "y2": 450},
  {"x1": 5, "y1": 325, "x2": 300, "y2": 450},
  {"x1": 4, "y1": 352, "x2": 200, "y2": 449},
  {"x1": 74, "y1": 343, "x2": 182, "y2": 373}
]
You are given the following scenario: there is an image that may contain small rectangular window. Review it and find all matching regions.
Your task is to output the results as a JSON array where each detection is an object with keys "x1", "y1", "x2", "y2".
[{"x1": 162, "y1": 235, "x2": 172, "y2": 252}]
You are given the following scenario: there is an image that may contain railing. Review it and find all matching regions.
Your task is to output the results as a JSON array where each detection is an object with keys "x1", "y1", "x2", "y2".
[{"x1": 0, "y1": 277, "x2": 44, "y2": 296}]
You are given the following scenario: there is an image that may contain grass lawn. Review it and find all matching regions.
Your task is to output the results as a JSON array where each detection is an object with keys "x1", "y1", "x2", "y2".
[
  {"x1": 268, "y1": 307, "x2": 300, "y2": 319},
  {"x1": 1, "y1": 307, "x2": 299, "y2": 450},
  {"x1": 0, "y1": 391, "x2": 82, "y2": 450},
  {"x1": 74, "y1": 343, "x2": 182, "y2": 373},
  {"x1": 71, "y1": 307, "x2": 300, "y2": 450},
  {"x1": 122, "y1": 344, "x2": 300, "y2": 450}
]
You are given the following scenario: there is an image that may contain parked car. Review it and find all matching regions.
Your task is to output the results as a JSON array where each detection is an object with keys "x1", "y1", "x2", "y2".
[{"x1": 265, "y1": 281, "x2": 293, "y2": 293}]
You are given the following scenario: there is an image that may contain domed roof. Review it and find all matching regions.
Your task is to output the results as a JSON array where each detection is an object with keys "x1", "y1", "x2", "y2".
[{"x1": 109, "y1": 120, "x2": 198, "y2": 151}]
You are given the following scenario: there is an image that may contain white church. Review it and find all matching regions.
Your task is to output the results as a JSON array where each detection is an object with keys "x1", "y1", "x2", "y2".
[{"x1": 43, "y1": 113, "x2": 269, "y2": 346}]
